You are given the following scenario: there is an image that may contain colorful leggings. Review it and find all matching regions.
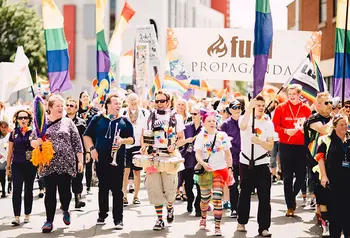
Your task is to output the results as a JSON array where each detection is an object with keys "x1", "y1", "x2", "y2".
[{"x1": 199, "y1": 172, "x2": 225, "y2": 228}]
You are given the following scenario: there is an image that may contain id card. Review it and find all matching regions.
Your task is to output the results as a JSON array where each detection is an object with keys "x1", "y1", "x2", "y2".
[{"x1": 342, "y1": 161, "x2": 350, "y2": 168}]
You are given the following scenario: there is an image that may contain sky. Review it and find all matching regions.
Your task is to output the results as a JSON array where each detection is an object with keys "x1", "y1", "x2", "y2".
[{"x1": 230, "y1": 0, "x2": 294, "y2": 30}]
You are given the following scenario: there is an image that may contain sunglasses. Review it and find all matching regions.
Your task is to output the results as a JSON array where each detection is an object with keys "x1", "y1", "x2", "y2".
[
  {"x1": 345, "y1": 105, "x2": 350, "y2": 109},
  {"x1": 17, "y1": 116, "x2": 29, "y2": 120},
  {"x1": 231, "y1": 105, "x2": 241, "y2": 110},
  {"x1": 191, "y1": 112, "x2": 198, "y2": 116},
  {"x1": 324, "y1": 101, "x2": 332, "y2": 106},
  {"x1": 155, "y1": 99, "x2": 167, "y2": 104},
  {"x1": 66, "y1": 104, "x2": 75, "y2": 108}
]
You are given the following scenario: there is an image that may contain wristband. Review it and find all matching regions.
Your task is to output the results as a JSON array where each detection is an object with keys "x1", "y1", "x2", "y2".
[{"x1": 228, "y1": 166, "x2": 233, "y2": 171}]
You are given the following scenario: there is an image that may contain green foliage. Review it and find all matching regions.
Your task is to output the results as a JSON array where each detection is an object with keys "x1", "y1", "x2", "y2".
[
  {"x1": 0, "y1": 0, "x2": 47, "y2": 82},
  {"x1": 231, "y1": 81, "x2": 249, "y2": 94}
]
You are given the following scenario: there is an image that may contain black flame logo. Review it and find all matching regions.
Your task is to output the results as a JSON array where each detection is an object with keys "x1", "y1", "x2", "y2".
[{"x1": 207, "y1": 35, "x2": 228, "y2": 58}]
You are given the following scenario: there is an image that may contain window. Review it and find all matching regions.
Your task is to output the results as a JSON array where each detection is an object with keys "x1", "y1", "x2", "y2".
[
  {"x1": 333, "y1": 0, "x2": 337, "y2": 18},
  {"x1": 87, "y1": 45, "x2": 96, "y2": 80},
  {"x1": 83, "y1": 4, "x2": 95, "y2": 39},
  {"x1": 319, "y1": 0, "x2": 327, "y2": 23}
]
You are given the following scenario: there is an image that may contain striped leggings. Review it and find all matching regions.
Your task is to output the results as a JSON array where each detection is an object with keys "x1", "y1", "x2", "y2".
[{"x1": 200, "y1": 173, "x2": 225, "y2": 228}]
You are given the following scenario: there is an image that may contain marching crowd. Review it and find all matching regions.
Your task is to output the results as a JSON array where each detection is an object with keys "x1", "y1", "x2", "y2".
[{"x1": 0, "y1": 84, "x2": 349, "y2": 237}]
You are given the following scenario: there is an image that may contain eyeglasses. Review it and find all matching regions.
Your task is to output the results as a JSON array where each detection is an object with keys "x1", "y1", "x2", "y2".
[
  {"x1": 231, "y1": 105, "x2": 241, "y2": 110},
  {"x1": 17, "y1": 116, "x2": 29, "y2": 120},
  {"x1": 324, "y1": 101, "x2": 333, "y2": 106},
  {"x1": 66, "y1": 104, "x2": 75, "y2": 108},
  {"x1": 345, "y1": 105, "x2": 350, "y2": 109},
  {"x1": 191, "y1": 113, "x2": 198, "y2": 116},
  {"x1": 155, "y1": 99, "x2": 167, "y2": 104}
]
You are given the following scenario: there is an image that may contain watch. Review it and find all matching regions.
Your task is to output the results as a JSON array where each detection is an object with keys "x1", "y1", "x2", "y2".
[{"x1": 89, "y1": 145, "x2": 96, "y2": 151}]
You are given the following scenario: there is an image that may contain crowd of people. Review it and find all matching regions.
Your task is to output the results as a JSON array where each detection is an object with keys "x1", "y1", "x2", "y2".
[{"x1": 0, "y1": 84, "x2": 349, "y2": 237}]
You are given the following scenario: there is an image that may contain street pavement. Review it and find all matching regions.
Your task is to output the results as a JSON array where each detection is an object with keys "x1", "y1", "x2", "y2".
[{"x1": 0, "y1": 179, "x2": 323, "y2": 238}]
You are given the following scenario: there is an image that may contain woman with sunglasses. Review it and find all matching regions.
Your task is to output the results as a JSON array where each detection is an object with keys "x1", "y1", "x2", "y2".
[
  {"x1": 315, "y1": 115, "x2": 350, "y2": 237},
  {"x1": 6, "y1": 110, "x2": 36, "y2": 226},
  {"x1": 180, "y1": 105, "x2": 202, "y2": 216},
  {"x1": 220, "y1": 100, "x2": 242, "y2": 218},
  {"x1": 194, "y1": 111, "x2": 233, "y2": 236},
  {"x1": 77, "y1": 91, "x2": 98, "y2": 194}
]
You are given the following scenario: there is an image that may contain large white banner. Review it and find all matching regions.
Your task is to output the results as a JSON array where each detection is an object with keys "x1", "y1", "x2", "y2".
[{"x1": 167, "y1": 28, "x2": 321, "y2": 83}]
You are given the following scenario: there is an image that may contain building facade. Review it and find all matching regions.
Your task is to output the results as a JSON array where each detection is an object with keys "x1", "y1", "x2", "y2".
[{"x1": 287, "y1": 0, "x2": 337, "y2": 92}]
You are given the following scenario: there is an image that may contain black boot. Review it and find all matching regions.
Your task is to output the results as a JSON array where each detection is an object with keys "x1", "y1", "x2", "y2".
[{"x1": 75, "y1": 193, "x2": 86, "y2": 209}]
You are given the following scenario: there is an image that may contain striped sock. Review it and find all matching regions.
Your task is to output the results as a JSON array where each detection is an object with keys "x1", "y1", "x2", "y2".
[
  {"x1": 155, "y1": 204, "x2": 163, "y2": 220},
  {"x1": 167, "y1": 202, "x2": 173, "y2": 210}
]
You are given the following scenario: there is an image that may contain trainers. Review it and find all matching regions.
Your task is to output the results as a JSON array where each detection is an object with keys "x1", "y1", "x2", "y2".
[
  {"x1": 96, "y1": 217, "x2": 106, "y2": 225},
  {"x1": 153, "y1": 219, "x2": 165, "y2": 231},
  {"x1": 199, "y1": 218, "x2": 206, "y2": 230},
  {"x1": 128, "y1": 184, "x2": 134, "y2": 193},
  {"x1": 24, "y1": 214, "x2": 30, "y2": 223},
  {"x1": 12, "y1": 217, "x2": 20, "y2": 226},
  {"x1": 223, "y1": 200, "x2": 231, "y2": 210},
  {"x1": 38, "y1": 190, "x2": 44, "y2": 198},
  {"x1": 301, "y1": 197, "x2": 307, "y2": 207},
  {"x1": 42, "y1": 221, "x2": 53, "y2": 233},
  {"x1": 237, "y1": 223, "x2": 246, "y2": 232},
  {"x1": 167, "y1": 207, "x2": 174, "y2": 223},
  {"x1": 1, "y1": 193, "x2": 6, "y2": 198},
  {"x1": 133, "y1": 197, "x2": 141, "y2": 205},
  {"x1": 214, "y1": 227, "x2": 222, "y2": 236},
  {"x1": 230, "y1": 210, "x2": 238, "y2": 218},
  {"x1": 259, "y1": 230, "x2": 272, "y2": 237},
  {"x1": 115, "y1": 221, "x2": 123, "y2": 230},
  {"x1": 63, "y1": 211, "x2": 71, "y2": 225},
  {"x1": 322, "y1": 220, "x2": 330, "y2": 236},
  {"x1": 87, "y1": 187, "x2": 91, "y2": 195},
  {"x1": 272, "y1": 175, "x2": 277, "y2": 184},
  {"x1": 309, "y1": 198, "x2": 316, "y2": 209}
]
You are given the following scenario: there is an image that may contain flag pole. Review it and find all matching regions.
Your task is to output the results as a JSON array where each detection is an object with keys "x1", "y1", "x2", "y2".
[{"x1": 342, "y1": 0, "x2": 350, "y2": 105}]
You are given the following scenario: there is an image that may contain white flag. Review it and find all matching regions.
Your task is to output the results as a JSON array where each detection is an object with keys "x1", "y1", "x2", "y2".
[{"x1": 0, "y1": 46, "x2": 33, "y2": 102}]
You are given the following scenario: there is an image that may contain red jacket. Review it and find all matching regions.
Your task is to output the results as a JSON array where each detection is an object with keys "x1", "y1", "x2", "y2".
[{"x1": 272, "y1": 100, "x2": 311, "y2": 145}]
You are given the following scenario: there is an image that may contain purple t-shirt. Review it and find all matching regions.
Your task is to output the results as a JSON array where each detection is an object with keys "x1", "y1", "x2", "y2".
[
  {"x1": 180, "y1": 122, "x2": 202, "y2": 169},
  {"x1": 220, "y1": 117, "x2": 241, "y2": 165},
  {"x1": 9, "y1": 129, "x2": 33, "y2": 163}
]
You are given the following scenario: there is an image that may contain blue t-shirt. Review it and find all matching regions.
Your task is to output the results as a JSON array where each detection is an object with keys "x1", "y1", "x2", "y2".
[{"x1": 84, "y1": 115, "x2": 134, "y2": 165}]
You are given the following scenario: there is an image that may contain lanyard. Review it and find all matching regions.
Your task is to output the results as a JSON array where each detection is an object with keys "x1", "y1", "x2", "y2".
[
  {"x1": 288, "y1": 103, "x2": 301, "y2": 122},
  {"x1": 338, "y1": 138, "x2": 349, "y2": 161}
]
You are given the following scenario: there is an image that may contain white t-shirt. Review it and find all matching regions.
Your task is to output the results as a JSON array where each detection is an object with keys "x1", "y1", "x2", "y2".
[
  {"x1": 239, "y1": 115, "x2": 274, "y2": 166},
  {"x1": 120, "y1": 107, "x2": 150, "y2": 148},
  {"x1": 194, "y1": 131, "x2": 232, "y2": 171},
  {"x1": 148, "y1": 111, "x2": 185, "y2": 149}
]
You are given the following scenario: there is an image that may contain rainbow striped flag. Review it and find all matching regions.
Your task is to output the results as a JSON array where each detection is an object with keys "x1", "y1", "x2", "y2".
[
  {"x1": 162, "y1": 74, "x2": 189, "y2": 95},
  {"x1": 253, "y1": 0, "x2": 273, "y2": 97},
  {"x1": 188, "y1": 79, "x2": 211, "y2": 91},
  {"x1": 148, "y1": 74, "x2": 161, "y2": 99},
  {"x1": 333, "y1": 0, "x2": 350, "y2": 99},
  {"x1": 284, "y1": 54, "x2": 327, "y2": 103},
  {"x1": 109, "y1": 2, "x2": 135, "y2": 68},
  {"x1": 42, "y1": 0, "x2": 72, "y2": 93},
  {"x1": 96, "y1": 0, "x2": 111, "y2": 102}
]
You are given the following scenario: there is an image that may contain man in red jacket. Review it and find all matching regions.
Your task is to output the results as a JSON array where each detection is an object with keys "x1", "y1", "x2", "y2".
[{"x1": 272, "y1": 84, "x2": 312, "y2": 217}]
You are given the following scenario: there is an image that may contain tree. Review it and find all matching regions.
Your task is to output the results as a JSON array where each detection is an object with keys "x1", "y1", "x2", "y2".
[{"x1": 0, "y1": 0, "x2": 47, "y2": 82}]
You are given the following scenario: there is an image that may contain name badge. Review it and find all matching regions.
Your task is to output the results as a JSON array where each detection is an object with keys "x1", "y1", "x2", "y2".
[{"x1": 342, "y1": 161, "x2": 350, "y2": 168}]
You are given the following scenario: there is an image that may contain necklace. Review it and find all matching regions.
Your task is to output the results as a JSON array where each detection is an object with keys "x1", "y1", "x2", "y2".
[{"x1": 128, "y1": 108, "x2": 139, "y2": 125}]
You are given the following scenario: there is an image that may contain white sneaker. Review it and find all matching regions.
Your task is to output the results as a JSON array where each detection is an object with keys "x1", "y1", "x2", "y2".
[
  {"x1": 259, "y1": 230, "x2": 272, "y2": 237},
  {"x1": 24, "y1": 215, "x2": 30, "y2": 223},
  {"x1": 322, "y1": 220, "x2": 330, "y2": 236},
  {"x1": 12, "y1": 217, "x2": 20, "y2": 226},
  {"x1": 237, "y1": 223, "x2": 246, "y2": 232}
]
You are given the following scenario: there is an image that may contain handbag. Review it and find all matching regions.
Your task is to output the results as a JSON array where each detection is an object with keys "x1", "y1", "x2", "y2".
[{"x1": 194, "y1": 133, "x2": 217, "y2": 175}]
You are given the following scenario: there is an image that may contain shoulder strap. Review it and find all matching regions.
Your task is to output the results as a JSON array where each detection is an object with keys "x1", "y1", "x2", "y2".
[
  {"x1": 123, "y1": 110, "x2": 127, "y2": 116},
  {"x1": 141, "y1": 109, "x2": 146, "y2": 117},
  {"x1": 206, "y1": 133, "x2": 217, "y2": 163}
]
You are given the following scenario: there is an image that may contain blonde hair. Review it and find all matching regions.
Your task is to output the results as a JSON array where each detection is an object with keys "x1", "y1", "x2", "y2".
[
  {"x1": 287, "y1": 84, "x2": 302, "y2": 94},
  {"x1": 48, "y1": 94, "x2": 65, "y2": 108},
  {"x1": 316, "y1": 92, "x2": 331, "y2": 104}
]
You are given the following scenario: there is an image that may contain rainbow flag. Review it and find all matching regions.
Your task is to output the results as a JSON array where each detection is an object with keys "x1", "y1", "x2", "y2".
[
  {"x1": 333, "y1": 0, "x2": 350, "y2": 99},
  {"x1": 162, "y1": 74, "x2": 189, "y2": 95},
  {"x1": 42, "y1": 0, "x2": 72, "y2": 93},
  {"x1": 253, "y1": 0, "x2": 273, "y2": 97},
  {"x1": 109, "y1": 2, "x2": 135, "y2": 68},
  {"x1": 188, "y1": 79, "x2": 211, "y2": 91},
  {"x1": 148, "y1": 74, "x2": 161, "y2": 99},
  {"x1": 96, "y1": 0, "x2": 111, "y2": 101},
  {"x1": 285, "y1": 54, "x2": 327, "y2": 103},
  {"x1": 220, "y1": 88, "x2": 228, "y2": 104}
]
